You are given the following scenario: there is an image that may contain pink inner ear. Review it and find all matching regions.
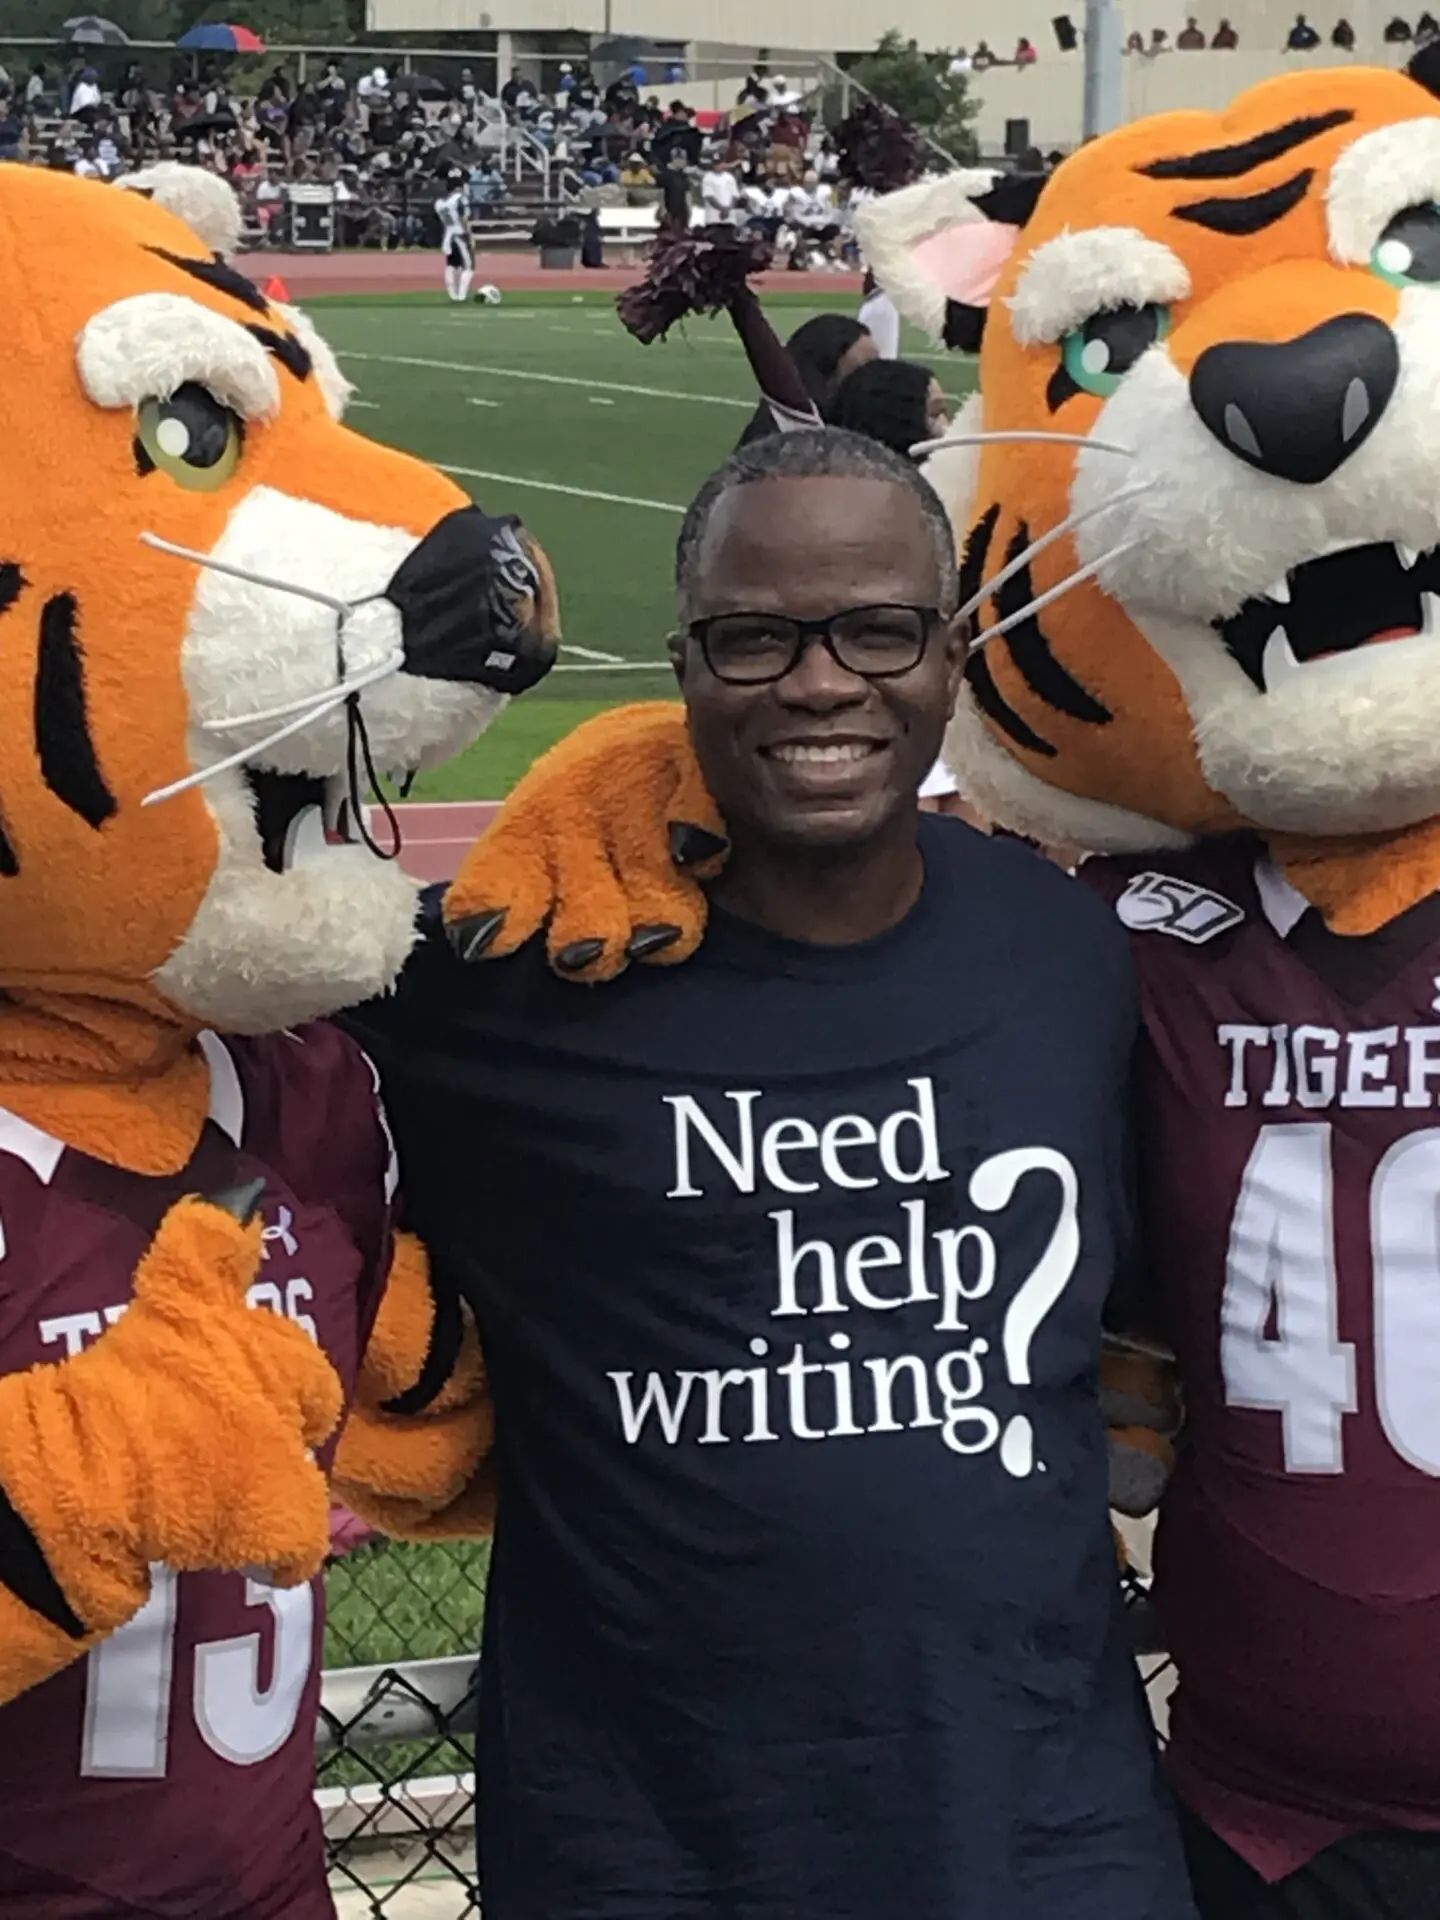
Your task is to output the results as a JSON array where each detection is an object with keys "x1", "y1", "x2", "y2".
[{"x1": 912, "y1": 221, "x2": 1021, "y2": 307}]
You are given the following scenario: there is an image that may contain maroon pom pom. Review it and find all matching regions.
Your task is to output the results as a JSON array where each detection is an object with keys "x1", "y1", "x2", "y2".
[
  {"x1": 616, "y1": 223, "x2": 773, "y2": 345},
  {"x1": 834, "y1": 100, "x2": 929, "y2": 194}
]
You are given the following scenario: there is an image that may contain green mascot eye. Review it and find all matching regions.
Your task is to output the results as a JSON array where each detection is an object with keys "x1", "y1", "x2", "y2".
[
  {"x1": 1370, "y1": 204, "x2": 1440, "y2": 288},
  {"x1": 1060, "y1": 303, "x2": 1172, "y2": 397}
]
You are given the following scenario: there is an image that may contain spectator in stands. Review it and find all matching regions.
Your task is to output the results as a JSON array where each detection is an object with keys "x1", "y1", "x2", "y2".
[
  {"x1": 621, "y1": 150, "x2": 656, "y2": 189},
  {"x1": 24, "y1": 64, "x2": 46, "y2": 111},
  {"x1": 1419, "y1": 8, "x2": 1440, "y2": 37},
  {"x1": 1149, "y1": 27, "x2": 1171, "y2": 50},
  {"x1": 651, "y1": 101, "x2": 703, "y2": 169},
  {"x1": 971, "y1": 39, "x2": 998, "y2": 67},
  {"x1": 500, "y1": 68, "x2": 536, "y2": 114},
  {"x1": 1385, "y1": 12, "x2": 1415, "y2": 35},
  {"x1": 319, "y1": 61, "x2": 348, "y2": 122},
  {"x1": 0, "y1": 94, "x2": 22, "y2": 163},
  {"x1": 356, "y1": 66, "x2": 389, "y2": 106},
  {"x1": 1333, "y1": 17, "x2": 1357, "y2": 44},
  {"x1": 1177, "y1": 18, "x2": 1207, "y2": 47},
  {"x1": 1211, "y1": 17, "x2": 1240, "y2": 43},
  {"x1": 69, "y1": 67, "x2": 102, "y2": 125},
  {"x1": 660, "y1": 149, "x2": 692, "y2": 230},
  {"x1": 1014, "y1": 37, "x2": 1039, "y2": 63},
  {"x1": 1125, "y1": 30, "x2": 1146, "y2": 50},
  {"x1": 1286, "y1": 11, "x2": 1322, "y2": 45},
  {"x1": 948, "y1": 47, "x2": 973, "y2": 71},
  {"x1": 701, "y1": 155, "x2": 743, "y2": 225},
  {"x1": 738, "y1": 69, "x2": 769, "y2": 104}
]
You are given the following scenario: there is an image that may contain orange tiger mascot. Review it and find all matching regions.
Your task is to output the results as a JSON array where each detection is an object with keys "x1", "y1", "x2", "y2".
[
  {"x1": 0, "y1": 161, "x2": 561, "y2": 1916},
  {"x1": 448, "y1": 50, "x2": 1440, "y2": 1920}
]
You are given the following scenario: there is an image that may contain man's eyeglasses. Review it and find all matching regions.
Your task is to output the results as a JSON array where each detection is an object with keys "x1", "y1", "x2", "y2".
[{"x1": 686, "y1": 605, "x2": 941, "y2": 686}]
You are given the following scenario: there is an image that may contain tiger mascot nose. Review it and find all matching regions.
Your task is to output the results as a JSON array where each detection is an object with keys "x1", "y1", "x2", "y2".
[
  {"x1": 1188, "y1": 311, "x2": 1399, "y2": 484},
  {"x1": 384, "y1": 505, "x2": 559, "y2": 696}
]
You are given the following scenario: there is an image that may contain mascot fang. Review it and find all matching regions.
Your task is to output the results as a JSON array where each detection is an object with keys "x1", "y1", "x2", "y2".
[
  {"x1": 444, "y1": 50, "x2": 1440, "y2": 1917},
  {"x1": 0, "y1": 162, "x2": 557, "y2": 1915}
]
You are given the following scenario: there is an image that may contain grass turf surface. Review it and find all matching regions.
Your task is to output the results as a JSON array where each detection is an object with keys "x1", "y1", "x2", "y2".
[{"x1": 317, "y1": 288, "x2": 977, "y2": 801}]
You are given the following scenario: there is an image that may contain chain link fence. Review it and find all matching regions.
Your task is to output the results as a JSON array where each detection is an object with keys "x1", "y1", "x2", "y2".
[
  {"x1": 320, "y1": 1536, "x2": 489, "y2": 1918},
  {"x1": 317, "y1": 1528, "x2": 1176, "y2": 1919}
]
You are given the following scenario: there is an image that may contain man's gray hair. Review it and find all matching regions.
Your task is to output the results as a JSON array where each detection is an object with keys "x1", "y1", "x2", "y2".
[{"x1": 675, "y1": 428, "x2": 960, "y2": 620}]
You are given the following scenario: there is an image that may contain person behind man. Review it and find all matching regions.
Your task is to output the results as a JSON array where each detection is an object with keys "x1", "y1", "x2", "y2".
[{"x1": 346, "y1": 429, "x2": 1197, "y2": 1920}]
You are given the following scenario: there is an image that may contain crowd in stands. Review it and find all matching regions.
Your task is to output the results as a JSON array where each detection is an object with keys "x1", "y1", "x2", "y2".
[
  {"x1": 0, "y1": 56, "x2": 520, "y2": 248},
  {"x1": 1126, "y1": 9, "x2": 1438, "y2": 50},
  {"x1": 499, "y1": 64, "x2": 873, "y2": 269}
]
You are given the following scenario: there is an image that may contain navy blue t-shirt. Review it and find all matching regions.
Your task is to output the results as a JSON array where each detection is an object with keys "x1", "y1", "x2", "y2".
[{"x1": 346, "y1": 817, "x2": 1194, "y2": 1920}]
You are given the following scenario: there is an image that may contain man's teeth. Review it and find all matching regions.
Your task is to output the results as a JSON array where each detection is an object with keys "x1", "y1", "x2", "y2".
[
  {"x1": 1267, "y1": 576, "x2": 1291, "y2": 605},
  {"x1": 1398, "y1": 543, "x2": 1422, "y2": 570},
  {"x1": 1261, "y1": 592, "x2": 1440, "y2": 690},
  {"x1": 769, "y1": 741, "x2": 878, "y2": 765}
]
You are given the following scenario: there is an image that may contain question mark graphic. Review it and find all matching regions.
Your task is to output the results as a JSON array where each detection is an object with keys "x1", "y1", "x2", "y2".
[{"x1": 969, "y1": 1147, "x2": 1081, "y2": 1478}]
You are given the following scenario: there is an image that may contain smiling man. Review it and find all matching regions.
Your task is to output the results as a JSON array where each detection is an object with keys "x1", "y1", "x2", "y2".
[{"x1": 345, "y1": 431, "x2": 1195, "y2": 1920}]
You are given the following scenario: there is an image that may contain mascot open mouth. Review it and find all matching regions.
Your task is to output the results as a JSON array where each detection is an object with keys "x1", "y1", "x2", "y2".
[
  {"x1": 1217, "y1": 541, "x2": 1440, "y2": 692},
  {"x1": 243, "y1": 768, "x2": 366, "y2": 873}
]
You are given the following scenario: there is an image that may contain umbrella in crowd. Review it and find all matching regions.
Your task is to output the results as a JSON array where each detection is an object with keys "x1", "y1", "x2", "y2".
[
  {"x1": 62, "y1": 14, "x2": 129, "y2": 43},
  {"x1": 176, "y1": 22, "x2": 267, "y2": 52}
]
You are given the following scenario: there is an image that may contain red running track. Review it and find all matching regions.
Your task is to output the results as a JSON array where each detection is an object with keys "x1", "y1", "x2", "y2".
[
  {"x1": 239, "y1": 247, "x2": 862, "y2": 299},
  {"x1": 376, "y1": 799, "x2": 499, "y2": 883}
]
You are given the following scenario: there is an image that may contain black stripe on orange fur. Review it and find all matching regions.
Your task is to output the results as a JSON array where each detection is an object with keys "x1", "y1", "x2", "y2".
[
  {"x1": 246, "y1": 324, "x2": 313, "y2": 384},
  {"x1": 1138, "y1": 111, "x2": 1352, "y2": 181},
  {"x1": 0, "y1": 567, "x2": 21, "y2": 876},
  {"x1": 1172, "y1": 169, "x2": 1313, "y2": 235},
  {"x1": 36, "y1": 595, "x2": 116, "y2": 831},
  {"x1": 146, "y1": 246, "x2": 271, "y2": 315},
  {"x1": 966, "y1": 650, "x2": 1057, "y2": 756},
  {"x1": 996, "y1": 522, "x2": 1113, "y2": 725},
  {"x1": 0, "y1": 1481, "x2": 86, "y2": 1639}
]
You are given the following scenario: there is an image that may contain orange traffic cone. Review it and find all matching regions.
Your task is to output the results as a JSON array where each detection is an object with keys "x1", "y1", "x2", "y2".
[{"x1": 263, "y1": 274, "x2": 290, "y2": 302}]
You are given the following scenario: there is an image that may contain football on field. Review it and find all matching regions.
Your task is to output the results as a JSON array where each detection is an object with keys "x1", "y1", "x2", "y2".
[{"x1": 475, "y1": 283, "x2": 502, "y2": 306}]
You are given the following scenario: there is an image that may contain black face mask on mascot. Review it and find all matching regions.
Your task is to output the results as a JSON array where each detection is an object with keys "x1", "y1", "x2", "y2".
[{"x1": 386, "y1": 505, "x2": 559, "y2": 698}]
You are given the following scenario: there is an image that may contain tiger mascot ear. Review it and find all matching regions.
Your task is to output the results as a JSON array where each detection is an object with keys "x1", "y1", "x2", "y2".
[
  {"x1": 854, "y1": 167, "x2": 1048, "y2": 351},
  {"x1": 116, "y1": 162, "x2": 243, "y2": 260}
]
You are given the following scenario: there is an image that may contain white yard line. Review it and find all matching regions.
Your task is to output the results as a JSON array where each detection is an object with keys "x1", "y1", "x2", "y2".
[
  {"x1": 552, "y1": 660, "x2": 673, "y2": 671},
  {"x1": 439, "y1": 461, "x2": 683, "y2": 513},
  {"x1": 565, "y1": 642, "x2": 627, "y2": 663},
  {"x1": 340, "y1": 349, "x2": 751, "y2": 408}
]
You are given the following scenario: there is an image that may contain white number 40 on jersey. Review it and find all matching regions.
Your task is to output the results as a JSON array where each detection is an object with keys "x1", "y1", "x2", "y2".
[{"x1": 1222, "y1": 1122, "x2": 1440, "y2": 1474}]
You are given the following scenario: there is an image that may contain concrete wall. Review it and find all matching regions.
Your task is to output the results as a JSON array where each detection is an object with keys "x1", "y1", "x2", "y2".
[{"x1": 967, "y1": 43, "x2": 1411, "y2": 151}]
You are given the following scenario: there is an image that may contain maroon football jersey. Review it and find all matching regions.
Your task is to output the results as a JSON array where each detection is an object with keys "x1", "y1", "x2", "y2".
[
  {"x1": 0, "y1": 1023, "x2": 394, "y2": 1918},
  {"x1": 1086, "y1": 842, "x2": 1440, "y2": 1878}
]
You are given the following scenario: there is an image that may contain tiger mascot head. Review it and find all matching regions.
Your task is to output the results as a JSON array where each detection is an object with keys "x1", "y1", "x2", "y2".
[
  {"x1": 858, "y1": 55, "x2": 1440, "y2": 929},
  {"x1": 0, "y1": 161, "x2": 556, "y2": 1036}
]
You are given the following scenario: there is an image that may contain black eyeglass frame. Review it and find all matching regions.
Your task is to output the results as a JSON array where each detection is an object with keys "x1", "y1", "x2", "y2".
[{"x1": 684, "y1": 604, "x2": 945, "y2": 686}]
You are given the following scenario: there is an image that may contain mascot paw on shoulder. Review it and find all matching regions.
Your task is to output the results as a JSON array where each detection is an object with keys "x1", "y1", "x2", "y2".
[{"x1": 0, "y1": 160, "x2": 556, "y2": 1721}]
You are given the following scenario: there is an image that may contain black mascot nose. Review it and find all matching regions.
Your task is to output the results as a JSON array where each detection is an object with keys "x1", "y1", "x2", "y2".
[
  {"x1": 384, "y1": 506, "x2": 557, "y2": 696},
  {"x1": 1188, "y1": 313, "x2": 1399, "y2": 486}
]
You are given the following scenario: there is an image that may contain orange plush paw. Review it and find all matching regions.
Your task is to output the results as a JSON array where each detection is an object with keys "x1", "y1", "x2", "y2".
[
  {"x1": 0, "y1": 1186, "x2": 343, "y2": 1656},
  {"x1": 445, "y1": 701, "x2": 726, "y2": 983},
  {"x1": 331, "y1": 1233, "x2": 496, "y2": 1541}
]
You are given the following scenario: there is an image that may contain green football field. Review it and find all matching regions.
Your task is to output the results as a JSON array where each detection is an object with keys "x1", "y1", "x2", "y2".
[{"x1": 314, "y1": 289, "x2": 978, "y2": 801}]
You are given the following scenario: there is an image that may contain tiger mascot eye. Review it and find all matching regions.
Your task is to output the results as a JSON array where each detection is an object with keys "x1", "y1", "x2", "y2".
[
  {"x1": 0, "y1": 162, "x2": 556, "y2": 1916},
  {"x1": 441, "y1": 51, "x2": 1440, "y2": 1918}
]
